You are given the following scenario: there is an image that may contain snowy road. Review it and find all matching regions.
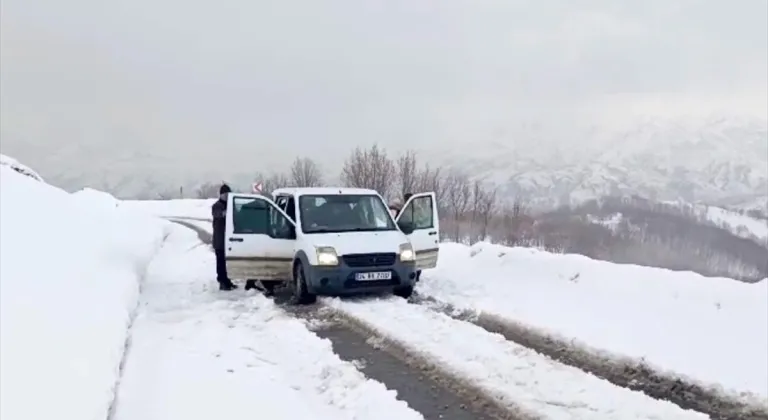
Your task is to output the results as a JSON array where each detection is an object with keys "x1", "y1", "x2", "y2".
[
  {"x1": 112, "y1": 224, "x2": 426, "y2": 420},
  {"x1": 125, "y1": 218, "x2": 716, "y2": 420}
]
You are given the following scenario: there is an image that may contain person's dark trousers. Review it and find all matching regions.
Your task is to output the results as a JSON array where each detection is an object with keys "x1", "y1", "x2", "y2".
[{"x1": 214, "y1": 247, "x2": 229, "y2": 283}]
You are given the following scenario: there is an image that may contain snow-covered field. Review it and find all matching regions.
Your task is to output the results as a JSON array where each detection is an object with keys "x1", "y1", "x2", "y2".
[
  {"x1": 703, "y1": 206, "x2": 768, "y2": 243},
  {"x1": 664, "y1": 201, "x2": 768, "y2": 244},
  {"x1": 418, "y1": 242, "x2": 768, "y2": 402}
]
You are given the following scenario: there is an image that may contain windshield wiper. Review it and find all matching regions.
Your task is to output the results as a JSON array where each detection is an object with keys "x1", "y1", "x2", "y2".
[
  {"x1": 306, "y1": 228, "x2": 335, "y2": 233},
  {"x1": 305, "y1": 227, "x2": 392, "y2": 234},
  {"x1": 345, "y1": 227, "x2": 393, "y2": 232}
]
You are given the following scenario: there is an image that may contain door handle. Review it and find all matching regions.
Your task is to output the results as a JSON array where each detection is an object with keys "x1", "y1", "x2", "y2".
[
  {"x1": 428, "y1": 231, "x2": 437, "y2": 236},
  {"x1": 228, "y1": 237, "x2": 243, "y2": 242}
]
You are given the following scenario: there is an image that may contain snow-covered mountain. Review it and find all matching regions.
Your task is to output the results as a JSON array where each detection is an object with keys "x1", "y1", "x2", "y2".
[
  {"x1": 438, "y1": 116, "x2": 768, "y2": 211},
  {"x1": 3, "y1": 115, "x2": 766, "y2": 208}
]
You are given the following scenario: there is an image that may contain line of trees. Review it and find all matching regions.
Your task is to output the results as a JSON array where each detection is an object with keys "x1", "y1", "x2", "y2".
[
  {"x1": 172, "y1": 144, "x2": 765, "y2": 282},
  {"x1": 190, "y1": 144, "x2": 519, "y2": 244}
]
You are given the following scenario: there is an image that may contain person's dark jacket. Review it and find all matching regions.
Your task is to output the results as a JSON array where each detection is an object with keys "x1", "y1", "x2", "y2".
[{"x1": 211, "y1": 199, "x2": 227, "y2": 250}]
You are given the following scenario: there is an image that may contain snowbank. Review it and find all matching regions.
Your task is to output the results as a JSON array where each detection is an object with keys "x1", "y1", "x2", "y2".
[
  {"x1": 0, "y1": 166, "x2": 170, "y2": 420},
  {"x1": 418, "y1": 242, "x2": 768, "y2": 403},
  {"x1": 114, "y1": 223, "x2": 422, "y2": 420},
  {"x1": 72, "y1": 187, "x2": 122, "y2": 211},
  {"x1": 0, "y1": 153, "x2": 45, "y2": 182}
]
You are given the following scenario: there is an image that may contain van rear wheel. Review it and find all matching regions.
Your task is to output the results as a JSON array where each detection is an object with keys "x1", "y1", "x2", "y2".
[{"x1": 291, "y1": 262, "x2": 317, "y2": 305}]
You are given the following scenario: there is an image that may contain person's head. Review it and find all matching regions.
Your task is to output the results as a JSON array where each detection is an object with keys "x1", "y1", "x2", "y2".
[{"x1": 219, "y1": 183, "x2": 232, "y2": 201}]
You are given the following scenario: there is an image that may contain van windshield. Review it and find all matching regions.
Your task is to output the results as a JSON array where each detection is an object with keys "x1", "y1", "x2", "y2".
[{"x1": 298, "y1": 194, "x2": 396, "y2": 234}]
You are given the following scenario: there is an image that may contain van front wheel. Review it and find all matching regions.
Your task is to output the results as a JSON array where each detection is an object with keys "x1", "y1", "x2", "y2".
[
  {"x1": 393, "y1": 285, "x2": 414, "y2": 299},
  {"x1": 291, "y1": 262, "x2": 317, "y2": 305}
]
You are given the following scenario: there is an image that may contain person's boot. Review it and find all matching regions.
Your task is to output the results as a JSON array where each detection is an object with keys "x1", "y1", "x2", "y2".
[
  {"x1": 244, "y1": 280, "x2": 258, "y2": 291},
  {"x1": 219, "y1": 280, "x2": 238, "y2": 291}
]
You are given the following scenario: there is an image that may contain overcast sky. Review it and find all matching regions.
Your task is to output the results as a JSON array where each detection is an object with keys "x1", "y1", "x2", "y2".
[{"x1": 1, "y1": 0, "x2": 766, "y2": 184}]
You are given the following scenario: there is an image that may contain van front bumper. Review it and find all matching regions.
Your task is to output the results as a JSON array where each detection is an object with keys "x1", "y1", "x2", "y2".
[{"x1": 304, "y1": 259, "x2": 418, "y2": 296}]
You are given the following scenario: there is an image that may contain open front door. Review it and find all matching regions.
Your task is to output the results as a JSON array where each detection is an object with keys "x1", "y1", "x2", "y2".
[
  {"x1": 396, "y1": 192, "x2": 440, "y2": 269},
  {"x1": 225, "y1": 194, "x2": 295, "y2": 281}
]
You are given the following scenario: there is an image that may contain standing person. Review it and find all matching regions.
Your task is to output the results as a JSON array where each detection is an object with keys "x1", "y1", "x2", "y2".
[
  {"x1": 212, "y1": 183, "x2": 238, "y2": 291},
  {"x1": 388, "y1": 199, "x2": 402, "y2": 219}
]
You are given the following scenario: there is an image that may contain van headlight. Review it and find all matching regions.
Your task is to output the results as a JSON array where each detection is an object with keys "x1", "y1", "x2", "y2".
[
  {"x1": 399, "y1": 243, "x2": 415, "y2": 262},
  {"x1": 315, "y1": 246, "x2": 339, "y2": 266}
]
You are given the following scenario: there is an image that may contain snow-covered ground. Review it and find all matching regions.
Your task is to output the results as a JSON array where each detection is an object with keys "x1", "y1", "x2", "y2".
[
  {"x1": 703, "y1": 205, "x2": 768, "y2": 243},
  {"x1": 124, "y1": 198, "x2": 768, "y2": 406},
  {"x1": 114, "y1": 223, "x2": 421, "y2": 420},
  {"x1": 325, "y1": 297, "x2": 708, "y2": 419},
  {"x1": 120, "y1": 198, "x2": 214, "y2": 220},
  {"x1": 0, "y1": 166, "x2": 168, "y2": 420},
  {"x1": 0, "y1": 153, "x2": 45, "y2": 182},
  {"x1": 418, "y1": 242, "x2": 768, "y2": 403},
  {"x1": 1, "y1": 161, "x2": 421, "y2": 420}
]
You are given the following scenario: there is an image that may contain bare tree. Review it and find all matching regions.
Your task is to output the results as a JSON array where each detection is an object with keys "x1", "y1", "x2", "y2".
[
  {"x1": 395, "y1": 150, "x2": 419, "y2": 199},
  {"x1": 340, "y1": 144, "x2": 396, "y2": 199},
  {"x1": 195, "y1": 182, "x2": 221, "y2": 199},
  {"x1": 290, "y1": 157, "x2": 324, "y2": 187},
  {"x1": 443, "y1": 170, "x2": 472, "y2": 241},
  {"x1": 500, "y1": 199, "x2": 533, "y2": 246},
  {"x1": 155, "y1": 188, "x2": 180, "y2": 200},
  {"x1": 414, "y1": 164, "x2": 446, "y2": 209},
  {"x1": 476, "y1": 183, "x2": 498, "y2": 242}
]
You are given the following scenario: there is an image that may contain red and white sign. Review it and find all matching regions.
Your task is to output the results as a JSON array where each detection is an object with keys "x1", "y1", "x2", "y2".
[{"x1": 252, "y1": 182, "x2": 263, "y2": 193}]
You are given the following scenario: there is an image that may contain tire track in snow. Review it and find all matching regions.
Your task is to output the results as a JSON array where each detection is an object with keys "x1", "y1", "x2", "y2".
[
  {"x1": 411, "y1": 292, "x2": 768, "y2": 420},
  {"x1": 106, "y1": 229, "x2": 172, "y2": 420},
  {"x1": 326, "y1": 295, "x2": 711, "y2": 420},
  {"x1": 290, "y1": 301, "x2": 525, "y2": 420},
  {"x1": 169, "y1": 219, "x2": 505, "y2": 420},
  {"x1": 281, "y1": 302, "x2": 506, "y2": 420}
]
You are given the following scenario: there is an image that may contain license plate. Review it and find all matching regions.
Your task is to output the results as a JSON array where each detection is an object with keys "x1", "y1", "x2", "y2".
[{"x1": 355, "y1": 271, "x2": 392, "y2": 281}]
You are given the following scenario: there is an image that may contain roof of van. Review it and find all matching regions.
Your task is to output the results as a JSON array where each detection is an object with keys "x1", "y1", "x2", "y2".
[{"x1": 271, "y1": 187, "x2": 380, "y2": 196}]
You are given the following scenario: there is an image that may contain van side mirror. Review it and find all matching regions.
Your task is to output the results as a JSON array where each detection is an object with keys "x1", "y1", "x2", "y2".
[{"x1": 398, "y1": 221, "x2": 415, "y2": 235}]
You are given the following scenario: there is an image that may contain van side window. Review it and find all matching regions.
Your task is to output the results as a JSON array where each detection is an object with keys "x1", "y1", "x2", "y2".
[
  {"x1": 233, "y1": 197, "x2": 269, "y2": 234},
  {"x1": 233, "y1": 197, "x2": 295, "y2": 239},
  {"x1": 401, "y1": 196, "x2": 434, "y2": 229}
]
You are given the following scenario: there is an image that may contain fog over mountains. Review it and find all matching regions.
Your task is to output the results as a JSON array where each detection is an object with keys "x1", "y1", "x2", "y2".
[
  {"x1": 1, "y1": 0, "x2": 766, "y2": 208},
  {"x1": 440, "y1": 115, "x2": 768, "y2": 210},
  {"x1": 3, "y1": 114, "x2": 766, "y2": 213}
]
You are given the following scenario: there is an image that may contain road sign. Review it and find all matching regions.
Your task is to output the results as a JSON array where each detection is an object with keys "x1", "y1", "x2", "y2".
[{"x1": 252, "y1": 182, "x2": 263, "y2": 193}]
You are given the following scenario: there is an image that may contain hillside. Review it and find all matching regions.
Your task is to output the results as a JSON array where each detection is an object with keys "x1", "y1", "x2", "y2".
[{"x1": 437, "y1": 116, "x2": 768, "y2": 211}]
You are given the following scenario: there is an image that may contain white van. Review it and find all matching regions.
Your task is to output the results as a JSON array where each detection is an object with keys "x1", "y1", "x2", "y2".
[{"x1": 224, "y1": 187, "x2": 439, "y2": 304}]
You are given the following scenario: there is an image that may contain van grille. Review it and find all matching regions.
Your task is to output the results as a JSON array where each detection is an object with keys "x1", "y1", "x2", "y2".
[{"x1": 343, "y1": 253, "x2": 397, "y2": 267}]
